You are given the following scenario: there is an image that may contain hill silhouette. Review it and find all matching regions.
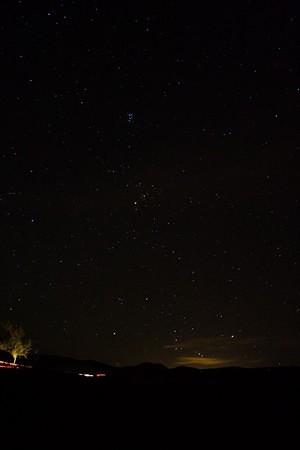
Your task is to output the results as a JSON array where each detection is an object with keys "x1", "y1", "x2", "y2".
[
  {"x1": 1, "y1": 352, "x2": 299, "y2": 386},
  {"x1": 0, "y1": 352, "x2": 298, "y2": 442}
]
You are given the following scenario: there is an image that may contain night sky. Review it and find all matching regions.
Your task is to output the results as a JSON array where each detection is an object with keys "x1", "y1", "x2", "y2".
[{"x1": 1, "y1": 1, "x2": 300, "y2": 368}]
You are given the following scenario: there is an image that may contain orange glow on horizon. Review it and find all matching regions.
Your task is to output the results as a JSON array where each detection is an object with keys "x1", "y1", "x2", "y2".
[{"x1": 176, "y1": 356, "x2": 236, "y2": 368}]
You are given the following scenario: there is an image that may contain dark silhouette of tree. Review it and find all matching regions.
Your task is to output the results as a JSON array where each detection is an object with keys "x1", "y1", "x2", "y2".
[{"x1": 0, "y1": 322, "x2": 31, "y2": 364}]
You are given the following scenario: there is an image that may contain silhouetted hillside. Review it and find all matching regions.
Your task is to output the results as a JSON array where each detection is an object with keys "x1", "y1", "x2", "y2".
[
  {"x1": 31, "y1": 353, "x2": 114, "y2": 375},
  {"x1": 0, "y1": 355, "x2": 298, "y2": 439},
  {"x1": 2, "y1": 352, "x2": 300, "y2": 386}
]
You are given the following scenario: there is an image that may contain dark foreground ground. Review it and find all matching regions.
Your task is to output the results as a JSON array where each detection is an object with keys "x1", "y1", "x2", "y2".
[
  {"x1": 1, "y1": 364, "x2": 298, "y2": 445},
  {"x1": 1, "y1": 364, "x2": 299, "y2": 404}
]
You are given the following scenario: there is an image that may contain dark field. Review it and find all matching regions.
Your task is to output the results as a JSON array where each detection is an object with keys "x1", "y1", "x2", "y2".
[{"x1": 1, "y1": 363, "x2": 297, "y2": 446}]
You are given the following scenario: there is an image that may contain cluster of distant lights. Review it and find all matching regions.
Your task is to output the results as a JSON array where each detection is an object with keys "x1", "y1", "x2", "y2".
[
  {"x1": 78, "y1": 372, "x2": 106, "y2": 378},
  {"x1": 0, "y1": 360, "x2": 19, "y2": 369},
  {"x1": 0, "y1": 360, "x2": 106, "y2": 377}
]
